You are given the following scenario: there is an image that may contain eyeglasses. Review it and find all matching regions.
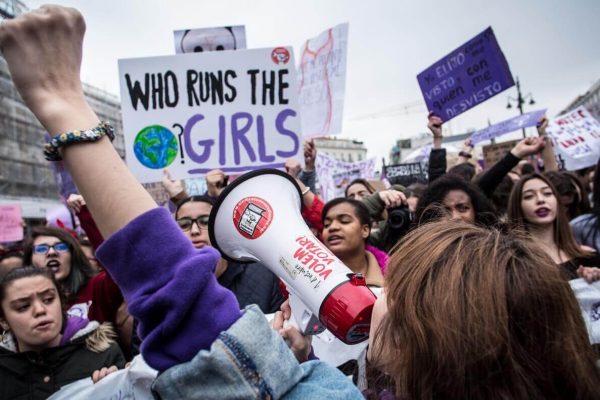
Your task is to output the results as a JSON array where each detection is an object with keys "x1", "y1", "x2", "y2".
[
  {"x1": 32, "y1": 242, "x2": 70, "y2": 254},
  {"x1": 176, "y1": 215, "x2": 210, "y2": 231}
]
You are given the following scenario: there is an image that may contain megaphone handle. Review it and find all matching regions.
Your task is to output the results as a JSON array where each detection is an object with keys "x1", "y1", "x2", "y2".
[{"x1": 287, "y1": 293, "x2": 325, "y2": 336}]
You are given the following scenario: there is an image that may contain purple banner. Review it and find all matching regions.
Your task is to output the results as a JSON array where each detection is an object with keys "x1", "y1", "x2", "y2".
[
  {"x1": 417, "y1": 27, "x2": 514, "y2": 122},
  {"x1": 470, "y1": 109, "x2": 547, "y2": 145}
]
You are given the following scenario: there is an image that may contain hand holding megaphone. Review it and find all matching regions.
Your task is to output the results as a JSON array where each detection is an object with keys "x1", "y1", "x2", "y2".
[{"x1": 209, "y1": 169, "x2": 377, "y2": 344}]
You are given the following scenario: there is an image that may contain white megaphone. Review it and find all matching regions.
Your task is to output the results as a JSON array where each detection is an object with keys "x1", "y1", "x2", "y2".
[{"x1": 209, "y1": 169, "x2": 377, "y2": 344}]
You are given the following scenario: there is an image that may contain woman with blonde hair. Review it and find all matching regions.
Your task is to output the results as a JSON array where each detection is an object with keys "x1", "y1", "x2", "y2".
[{"x1": 368, "y1": 221, "x2": 600, "y2": 399}]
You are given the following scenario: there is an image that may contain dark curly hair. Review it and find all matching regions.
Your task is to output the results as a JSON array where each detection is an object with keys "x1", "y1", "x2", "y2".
[{"x1": 415, "y1": 175, "x2": 498, "y2": 227}]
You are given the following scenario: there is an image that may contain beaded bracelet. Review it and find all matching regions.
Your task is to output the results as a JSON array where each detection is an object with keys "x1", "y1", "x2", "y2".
[{"x1": 43, "y1": 121, "x2": 115, "y2": 161}]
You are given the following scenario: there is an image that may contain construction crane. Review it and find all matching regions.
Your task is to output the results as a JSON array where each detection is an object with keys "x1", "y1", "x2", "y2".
[{"x1": 349, "y1": 100, "x2": 427, "y2": 121}]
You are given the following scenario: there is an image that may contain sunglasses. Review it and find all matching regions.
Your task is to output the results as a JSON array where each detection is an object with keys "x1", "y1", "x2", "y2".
[
  {"x1": 176, "y1": 215, "x2": 210, "y2": 231},
  {"x1": 32, "y1": 242, "x2": 70, "y2": 254}
]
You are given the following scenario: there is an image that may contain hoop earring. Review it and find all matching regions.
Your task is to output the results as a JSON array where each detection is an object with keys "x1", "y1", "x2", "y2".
[{"x1": 1, "y1": 329, "x2": 9, "y2": 342}]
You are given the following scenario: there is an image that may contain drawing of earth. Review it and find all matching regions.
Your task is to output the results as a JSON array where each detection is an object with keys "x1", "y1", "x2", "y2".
[{"x1": 133, "y1": 125, "x2": 178, "y2": 169}]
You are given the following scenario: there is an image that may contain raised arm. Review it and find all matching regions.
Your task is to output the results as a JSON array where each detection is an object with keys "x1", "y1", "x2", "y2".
[
  {"x1": 0, "y1": 6, "x2": 156, "y2": 238},
  {"x1": 536, "y1": 117, "x2": 559, "y2": 172},
  {"x1": 427, "y1": 112, "x2": 447, "y2": 183}
]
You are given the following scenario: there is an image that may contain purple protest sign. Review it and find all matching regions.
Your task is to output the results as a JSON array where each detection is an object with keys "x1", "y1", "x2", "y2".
[
  {"x1": 417, "y1": 27, "x2": 514, "y2": 122},
  {"x1": 469, "y1": 109, "x2": 547, "y2": 145}
]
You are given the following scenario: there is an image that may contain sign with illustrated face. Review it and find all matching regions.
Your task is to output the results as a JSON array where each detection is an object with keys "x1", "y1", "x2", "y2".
[
  {"x1": 119, "y1": 47, "x2": 301, "y2": 183},
  {"x1": 417, "y1": 27, "x2": 514, "y2": 122},
  {"x1": 174, "y1": 25, "x2": 247, "y2": 54}
]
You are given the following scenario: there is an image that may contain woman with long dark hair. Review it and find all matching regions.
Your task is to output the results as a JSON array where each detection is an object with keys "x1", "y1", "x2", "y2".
[{"x1": 507, "y1": 173, "x2": 600, "y2": 281}]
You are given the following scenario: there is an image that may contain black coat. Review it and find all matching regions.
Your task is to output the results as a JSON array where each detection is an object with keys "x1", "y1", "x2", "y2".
[{"x1": 0, "y1": 325, "x2": 125, "y2": 400}]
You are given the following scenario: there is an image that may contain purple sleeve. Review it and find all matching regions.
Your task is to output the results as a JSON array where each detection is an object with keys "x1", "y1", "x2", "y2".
[{"x1": 96, "y1": 208, "x2": 241, "y2": 372}]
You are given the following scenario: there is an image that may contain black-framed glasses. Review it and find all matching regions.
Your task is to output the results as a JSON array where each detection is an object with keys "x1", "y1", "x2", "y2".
[
  {"x1": 32, "y1": 242, "x2": 70, "y2": 254},
  {"x1": 176, "y1": 215, "x2": 210, "y2": 231}
]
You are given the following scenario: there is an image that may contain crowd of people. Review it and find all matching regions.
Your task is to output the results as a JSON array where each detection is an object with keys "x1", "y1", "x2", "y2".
[{"x1": 0, "y1": 5, "x2": 599, "y2": 399}]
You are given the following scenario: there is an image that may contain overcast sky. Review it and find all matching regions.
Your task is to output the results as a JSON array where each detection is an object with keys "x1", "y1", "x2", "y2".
[{"x1": 26, "y1": 0, "x2": 600, "y2": 162}]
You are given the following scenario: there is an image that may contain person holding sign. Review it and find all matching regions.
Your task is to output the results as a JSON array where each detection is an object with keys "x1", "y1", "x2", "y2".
[
  {"x1": 507, "y1": 173, "x2": 600, "y2": 282},
  {"x1": 0, "y1": 6, "x2": 362, "y2": 398}
]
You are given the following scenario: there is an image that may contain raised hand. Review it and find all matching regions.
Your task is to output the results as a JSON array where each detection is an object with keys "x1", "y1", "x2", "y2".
[{"x1": 510, "y1": 137, "x2": 545, "y2": 159}]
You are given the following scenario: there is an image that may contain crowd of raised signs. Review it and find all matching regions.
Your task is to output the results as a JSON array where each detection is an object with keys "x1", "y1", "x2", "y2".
[{"x1": 0, "y1": 6, "x2": 600, "y2": 400}]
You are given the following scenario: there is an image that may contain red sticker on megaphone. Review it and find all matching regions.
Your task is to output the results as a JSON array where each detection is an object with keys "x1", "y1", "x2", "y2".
[{"x1": 233, "y1": 197, "x2": 274, "y2": 240}]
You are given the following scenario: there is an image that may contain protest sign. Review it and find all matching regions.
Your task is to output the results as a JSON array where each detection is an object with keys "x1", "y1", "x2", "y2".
[
  {"x1": 402, "y1": 144, "x2": 432, "y2": 163},
  {"x1": 174, "y1": 25, "x2": 247, "y2": 54},
  {"x1": 316, "y1": 153, "x2": 377, "y2": 201},
  {"x1": 482, "y1": 139, "x2": 519, "y2": 168},
  {"x1": 0, "y1": 205, "x2": 23, "y2": 243},
  {"x1": 384, "y1": 163, "x2": 427, "y2": 186},
  {"x1": 546, "y1": 106, "x2": 600, "y2": 170},
  {"x1": 119, "y1": 47, "x2": 302, "y2": 183},
  {"x1": 46, "y1": 205, "x2": 76, "y2": 231},
  {"x1": 470, "y1": 109, "x2": 547, "y2": 145},
  {"x1": 417, "y1": 27, "x2": 514, "y2": 122},
  {"x1": 298, "y1": 23, "x2": 348, "y2": 138},
  {"x1": 569, "y1": 278, "x2": 600, "y2": 344}
]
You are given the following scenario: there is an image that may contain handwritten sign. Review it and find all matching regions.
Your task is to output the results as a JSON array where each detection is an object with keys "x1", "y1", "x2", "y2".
[
  {"x1": 384, "y1": 163, "x2": 427, "y2": 186},
  {"x1": 546, "y1": 106, "x2": 600, "y2": 170},
  {"x1": 174, "y1": 25, "x2": 247, "y2": 54},
  {"x1": 482, "y1": 139, "x2": 519, "y2": 168},
  {"x1": 298, "y1": 23, "x2": 348, "y2": 138},
  {"x1": 119, "y1": 47, "x2": 301, "y2": 183},
  {"x1": 0, "y1": 205, "x2": 23, "y2": 243},
  {"x1": 470, "y1": 109, "x2": 547, "y2": 145},
  {"x1": 316, "y1": 153, "x2": 377, "y2": 201},
  {"x1": 417, "y1": 27, "x2": 514, "y2": 121}
]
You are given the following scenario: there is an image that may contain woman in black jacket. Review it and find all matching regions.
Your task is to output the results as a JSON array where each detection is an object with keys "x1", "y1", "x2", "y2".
[{"x1": 0, "y1": 267, "x2": 125, "y2": 399}]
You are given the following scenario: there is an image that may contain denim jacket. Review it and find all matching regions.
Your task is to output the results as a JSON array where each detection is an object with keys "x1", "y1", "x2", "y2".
[{"x1": 152, "y1": 305, "x2": 363, "y2": 399}]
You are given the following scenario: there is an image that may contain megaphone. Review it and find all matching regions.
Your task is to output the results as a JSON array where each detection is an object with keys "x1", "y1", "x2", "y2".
[{"x1": 209, "y1": 169, "x2": 377, "y2": 344}]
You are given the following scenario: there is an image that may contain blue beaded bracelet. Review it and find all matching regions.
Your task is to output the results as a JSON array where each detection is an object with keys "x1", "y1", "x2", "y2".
[{"x1": 44, "y1": 121, "x2": 115, "y2": 161}]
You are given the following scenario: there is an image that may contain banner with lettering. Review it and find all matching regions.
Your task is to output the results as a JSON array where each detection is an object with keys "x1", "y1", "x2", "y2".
[
  {"x1": 546, "y1": 106, "x2": 600, "y2": 171},
  {"x1": 417, "y1": 27, "x2": 514, "y2": 122},
  {"x1": 470, "y1": 109, "x2": 547, "y2": 145},
  {"x1": 316, "y1": 153, "x2": 377, "y2": 201},
  {"x1": 119, "y1": 47, "x2": 301, "y2": 183},
  {"x1": 384, "y1": 163, "x2": 427, "y2": 186},
  {"x1": 298, "y1": 23, "x2": 349, "y2": 138}
]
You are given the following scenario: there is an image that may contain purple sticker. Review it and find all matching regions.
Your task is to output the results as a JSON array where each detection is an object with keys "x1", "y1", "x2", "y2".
[{"x1": 417, "y1": 27, "x2": 514, "y2": 122}]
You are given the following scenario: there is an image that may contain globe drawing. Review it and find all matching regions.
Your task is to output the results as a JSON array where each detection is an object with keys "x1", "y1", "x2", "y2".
[{"x1": 133, "y1": 125, "x2": 178, "y2": 169}]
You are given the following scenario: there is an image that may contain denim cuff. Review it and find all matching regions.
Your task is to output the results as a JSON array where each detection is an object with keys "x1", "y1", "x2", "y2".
[{"x1": 152, "y1": 305, "x2": 304, "y2": 399}]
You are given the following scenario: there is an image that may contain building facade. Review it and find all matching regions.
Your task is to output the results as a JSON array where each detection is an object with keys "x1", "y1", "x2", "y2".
[
  {"x1": 313, "y1": 137, "x2": 368, "y2": 163},
  {"x1": 0, "y1": 56, "x2": 125, "y2": 217},
  {"x1": 559, "y1": 78, "x2": 600, "y2": 120}
]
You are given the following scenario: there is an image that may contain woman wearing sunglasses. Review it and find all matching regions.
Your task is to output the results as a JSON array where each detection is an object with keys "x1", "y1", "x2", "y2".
[{"x1": 23, "y1": 226, "x2": 124, "y2": 325}]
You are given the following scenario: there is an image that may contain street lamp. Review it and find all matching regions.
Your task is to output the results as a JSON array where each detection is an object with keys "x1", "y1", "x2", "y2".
[{"x1": 506, "y1": 76, "x2": 536, "y2": 138}]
